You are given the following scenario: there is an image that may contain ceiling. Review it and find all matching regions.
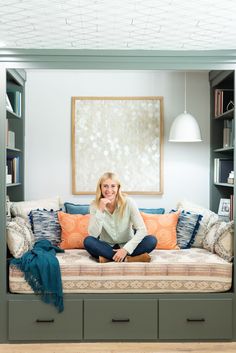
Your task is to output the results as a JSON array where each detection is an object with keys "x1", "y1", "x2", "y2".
[{"x1": 1, "y1": 0, "x2": 236, "y2": 50}]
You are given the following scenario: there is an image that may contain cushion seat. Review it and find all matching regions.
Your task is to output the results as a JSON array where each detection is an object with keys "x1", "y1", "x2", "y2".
[{"x1": 9, "y1": 248, "x2": 232, "y2": 294}]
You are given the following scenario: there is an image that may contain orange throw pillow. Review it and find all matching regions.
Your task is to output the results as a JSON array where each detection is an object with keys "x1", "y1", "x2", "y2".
[
  {"x1": 58, "y1": 211, "x2": 90, "y2": 249},
  {"x1": 140, "y1": 211, "x2": 180, "y2": 250}
]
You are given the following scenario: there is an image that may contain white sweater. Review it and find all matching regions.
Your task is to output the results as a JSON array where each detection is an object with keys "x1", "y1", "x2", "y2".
[{"x1": 88, "y1": 197, "x2": 147, "y2": 254}]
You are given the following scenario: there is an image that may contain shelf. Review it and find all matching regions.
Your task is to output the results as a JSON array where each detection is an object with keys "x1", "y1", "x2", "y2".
[
  {"x1": 7, "y1": 147, "x2": 21, "y2": 153},
  {"x1": 7, "y1": 110, "x2": 21, "y2": 120},
  {"x1": 214, "y1": 182, "x2": 234, "y2": 188},
  {"x1": 214, "y1": 108, "x2": 234, "y2": 120},
  {"x1": 6, "y1": 183, "x2": 21, "y2": 188},
  {"x1": 214, "y1": 147, "x2": 234, "y2": 152}
]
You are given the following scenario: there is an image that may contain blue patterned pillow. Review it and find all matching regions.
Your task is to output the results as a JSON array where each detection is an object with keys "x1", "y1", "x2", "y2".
[
  {"x1": 29, "y1": 209, "x2": 61, "y2": 245},
  {"x1": 171, "y1": 209, "x2": 202, "y2": 249},
  {"x1": 139, "y1": 208, "x2": 165, "y2": 214},
  {"x1": 64, "y1": 202, "x2": 89, "y2": 215}
]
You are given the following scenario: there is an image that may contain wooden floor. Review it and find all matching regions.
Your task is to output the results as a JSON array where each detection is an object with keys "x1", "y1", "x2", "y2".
[{"x1": 0, "y1": 342, "x2": 236, "y2": 353}]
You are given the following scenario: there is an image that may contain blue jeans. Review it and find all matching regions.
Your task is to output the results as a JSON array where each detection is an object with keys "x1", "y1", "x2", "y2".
[{"x1": 84, "y1": 235, "x2": 157, "y2": 260}]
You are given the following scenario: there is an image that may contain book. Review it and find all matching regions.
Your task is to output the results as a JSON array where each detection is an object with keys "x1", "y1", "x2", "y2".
[
  {"x1": 230, "y1": 194, "x2": 234, "y2": 221},
  {"x1": 223, "y1": 120, "x2": 233, "y2": 148},
  {"x1": 14, "y1": 156, "x2": 20, "y2": 183},
  {"x1": 7, "y1": 91, "x2": 22, "y2": 117},
  {"x1": 214, "y1": 158, "x2": 219, "y2": 183},
  {"x1": 8, "y1": 130, "x2": 15, "y2": 149},
  {"x1": 6, "y1": 174, "x2": 12, "y2": 184},
  {"x1": 214, "y1": 89, "x2": 222, "y2": 116},
  {"x1": 15, "y1": 91, "x2": 21, "y2": 116},
  {"x1": 6, "y1": 119, "x2": 8, "y2": 146},
  {"x1": 231, "y1": 123, "x2": 235, "y2": 147}
]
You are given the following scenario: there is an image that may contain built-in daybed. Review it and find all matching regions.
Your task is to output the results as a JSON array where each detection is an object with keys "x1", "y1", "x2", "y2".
[
  {"x1": 7, "y1": 248, "x2": 234, "y2": 341},
  {"x1": 6, "y1": 198, "x2": 234, "y2": 342}
]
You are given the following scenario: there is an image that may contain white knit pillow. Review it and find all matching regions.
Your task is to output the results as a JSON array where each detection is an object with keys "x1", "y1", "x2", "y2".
[
  {"x1": 10, "y1": 197, "x2": 60, "y2": 220},
  {"x1": 202, "y1": 221, "x2": 223, "y2": 253},
  {"x1": 7, "y1": 217, "x2": 34, "y2": 258},
  {"x1": 214, "y1": 221, "x2": 234, "y2": 262}
]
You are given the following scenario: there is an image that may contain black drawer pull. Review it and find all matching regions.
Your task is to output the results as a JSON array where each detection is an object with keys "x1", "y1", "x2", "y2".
[
  {"x1": 186, "y1": 318, "x2": 205, "y2": 322},
  {"x1": 36, "y1": 319, "x2": 55, "y2": 323},
  {"x1": 112, "y1": 318, "x2": 130, "y2": 323}
]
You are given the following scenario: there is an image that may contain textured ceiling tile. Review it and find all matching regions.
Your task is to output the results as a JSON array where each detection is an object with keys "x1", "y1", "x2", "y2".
[{"x1": 0, "y1": 0, "x2": 236, "y2": 49}]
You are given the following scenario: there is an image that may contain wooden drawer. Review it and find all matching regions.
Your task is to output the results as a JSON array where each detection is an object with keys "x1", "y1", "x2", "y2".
[
  {"x1": 8, "y1": 299, "x2": 83, "y2": 341},
  {"x1": 84, "y1": 299, "x2": 158, "y2": 340},
  {"x1": 159, "y1": 299, "x2": 232, "y2": 340}
]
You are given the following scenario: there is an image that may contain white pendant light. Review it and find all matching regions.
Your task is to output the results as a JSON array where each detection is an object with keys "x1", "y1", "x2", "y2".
[{"x1": 169, "y1": 72, "x2": 202, "y2": 142}]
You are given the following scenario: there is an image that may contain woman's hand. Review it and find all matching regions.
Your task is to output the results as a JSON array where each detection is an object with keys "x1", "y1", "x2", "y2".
[
  {"x1": 99, "y1": 198, "x2": 111, "y2": 212},
  {"x1": 113, "y1": 248, "x2": 128, "y2": 262}
]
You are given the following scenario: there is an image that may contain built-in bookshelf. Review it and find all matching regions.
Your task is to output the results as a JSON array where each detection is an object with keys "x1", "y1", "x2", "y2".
[
  {"x1": 210, "y1": 70, "x2": 235, "y2": 220},
  {"x1": 6, "y1": 70, "x2": 25, "y2": 202}
]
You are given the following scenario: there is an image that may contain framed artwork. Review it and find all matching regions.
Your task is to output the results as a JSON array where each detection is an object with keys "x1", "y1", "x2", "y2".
[
  {"x1": 218, "y1": 198, "x2": 230, "y2": 217},
  {"x1": 72, "y1": 96, "x2": 163, "y2": 194}
]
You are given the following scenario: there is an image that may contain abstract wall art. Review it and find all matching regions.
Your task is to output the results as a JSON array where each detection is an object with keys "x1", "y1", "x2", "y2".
[{"x1": 72, "y1": 96, "x2": 163, "y2": 194}]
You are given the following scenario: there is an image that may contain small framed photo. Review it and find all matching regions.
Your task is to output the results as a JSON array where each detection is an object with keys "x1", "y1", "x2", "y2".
[{"x1": 218, "y1": 198, "x2": 230, "y2": 216}]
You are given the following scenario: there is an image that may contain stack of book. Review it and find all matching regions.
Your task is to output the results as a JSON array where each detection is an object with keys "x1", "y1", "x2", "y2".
[
  {"x1": 223, "y1": 119, "x2": 234, "y2": 148},
  {"x1": 230, "y1": 194, "x2": 234, "y2": 221},
  {"x1": 5, "y1": 119, "x2": 16, "y2": 149},
  {"x1": 6, "y1": 157, "x2": 20, "y2": 184},
  {"x1": 214, "y1": 89, "x2": 234, "y2": 117}
]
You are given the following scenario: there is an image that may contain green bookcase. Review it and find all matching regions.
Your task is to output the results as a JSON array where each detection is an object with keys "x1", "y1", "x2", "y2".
[
  {"x1": 209, "y1": 70, "x2": 235, "y2": 216},
  {"x1": 6, "y1": 70, "x2": 25, "y2": 202}
]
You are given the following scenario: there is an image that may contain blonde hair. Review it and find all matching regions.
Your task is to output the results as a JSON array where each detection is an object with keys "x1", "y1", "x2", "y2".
[{"x1": 94, "y1": 172, "x2": 127, "y2": 217}]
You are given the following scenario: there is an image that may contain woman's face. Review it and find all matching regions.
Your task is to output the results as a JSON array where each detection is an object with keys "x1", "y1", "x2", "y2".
[{"x1": 101, "y1": 178, "x2": 119, "y2": 202}]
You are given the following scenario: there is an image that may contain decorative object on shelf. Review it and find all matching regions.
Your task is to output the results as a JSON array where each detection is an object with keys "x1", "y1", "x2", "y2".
[
  {"x1": 227, "y1": 171, "x2": 234, "y2": 184},
  {"x1": 6, "y1": 94, "x2": 13, "y2": 112},
  {"x1": 226, "y1": 100, "x2": 234, "y2": 111},
  {"x1": 218, "y1": 198, "x2": 230, "y2": 217},
  {"x1": 6, "y1": 165, "x2": 12, "y2": 184},
  {"x1": 169, "y1": 72, "x2": 202, "y2": 142},
  {"x1": 72, "y1": 96, "x2": 163, "y2": 194}
]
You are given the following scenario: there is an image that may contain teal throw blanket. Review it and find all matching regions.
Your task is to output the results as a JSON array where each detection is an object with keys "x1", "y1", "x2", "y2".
[{"x1": 10, "y1": 239, "x2": 64, "y2": 312}]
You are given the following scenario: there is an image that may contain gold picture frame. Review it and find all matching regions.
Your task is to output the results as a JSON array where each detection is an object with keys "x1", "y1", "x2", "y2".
[{"x1": 72, "y1": 96, "x2": 163, "y2": 195}]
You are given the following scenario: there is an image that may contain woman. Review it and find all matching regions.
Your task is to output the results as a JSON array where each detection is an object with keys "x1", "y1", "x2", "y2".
[{"x1": 84, "y1": 172, "x2": 157, "y2": 263}]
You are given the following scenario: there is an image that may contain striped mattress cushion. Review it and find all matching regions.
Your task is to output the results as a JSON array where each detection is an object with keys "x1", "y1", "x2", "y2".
[{"x1": 9, "y1": 248, "x2": 232, "y2": 293}]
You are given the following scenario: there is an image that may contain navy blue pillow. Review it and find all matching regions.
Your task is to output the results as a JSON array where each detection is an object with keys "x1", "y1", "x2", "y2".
[
  {"x1": 170, "y1": 209, "x2": 202, "y2": 249},
  {"x1": 29, "y1": 209, "x2": 61, "y2": 245},
  {"x1": 139, "y1": 208, "x2": 165, "y2": 214},
  {"x1": 64, "y1": 202, "x2": 89, "y2": 215}
]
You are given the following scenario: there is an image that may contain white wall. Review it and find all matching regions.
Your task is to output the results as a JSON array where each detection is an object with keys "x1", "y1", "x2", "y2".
[{"x1": 25, "y1": 70, "x2": 210, "y2": 211}]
